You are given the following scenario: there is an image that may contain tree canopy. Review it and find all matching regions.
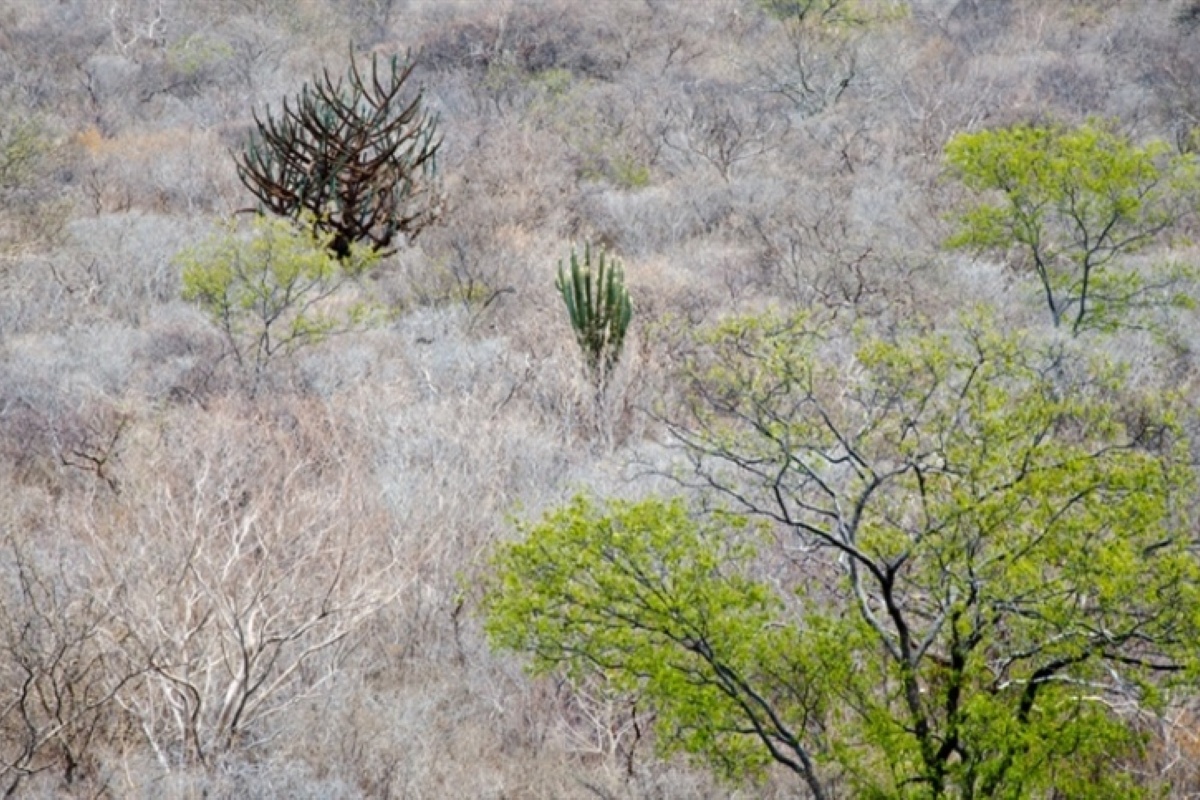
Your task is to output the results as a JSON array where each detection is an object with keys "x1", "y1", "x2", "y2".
[
  {"x1": 945, "y1": 121, "x2": 1198, "y2": 334},
  {"x1": 484, "y1": 312, "x2": 1200, "y2": 798}
]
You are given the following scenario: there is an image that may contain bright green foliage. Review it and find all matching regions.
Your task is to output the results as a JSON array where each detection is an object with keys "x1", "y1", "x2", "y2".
[
  {"x1": 485, "y1": 311, "x2": 1200, "y2": 798},
  {"x1": 946, "y1": 121, "x2": 1199, "y2": 334},
  {"x1": 179, "y1": 216, "x2": 380, "y2": 384},
  {"x1": 483, "y1": 496, "x2": 829, "y2": 797},
  {"x1": 556, "y1": 242, "x2": 633, "y2": 388}
]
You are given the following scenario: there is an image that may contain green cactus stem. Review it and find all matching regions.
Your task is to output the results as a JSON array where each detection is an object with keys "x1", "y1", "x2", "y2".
[{"x1": 556, "y1": 242, "x2": 633, "y2": 388}]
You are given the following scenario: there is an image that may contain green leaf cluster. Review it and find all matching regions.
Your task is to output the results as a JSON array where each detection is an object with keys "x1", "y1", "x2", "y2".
[
  {"x1": 178, "y1": 216, "x2": 381, "y2": 383},
  {"x1": 945, "y1": 120, "x2": 1199, "y2": 334},
  {"x1": 484, "y1": 311, "x2": 1200, "y2": 798},
  {"x1": 0, "y1": 112, "x2": 48, "y2": 192},
  {"x1": 166, "y1": 34, "x2": 235, "y2": 79},
  {"x1": 484, "y1": 496, "x2": 825, "y2": 787},
  {"x1": 686, "y1": 311, "x2": 1200, "y2": 795},
  {"x1": 756, "y1": 0, "x2": 905, "y2": 27}
]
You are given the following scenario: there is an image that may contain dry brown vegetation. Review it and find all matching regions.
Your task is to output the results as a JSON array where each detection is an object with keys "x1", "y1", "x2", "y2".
[{"x1": 2, "y1": 0, "x2": 1200, "y2": 796}]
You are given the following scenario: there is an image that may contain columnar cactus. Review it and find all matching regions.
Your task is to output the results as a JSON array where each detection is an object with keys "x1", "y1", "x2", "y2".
[{"x1": 556, "y1": 243, "x2": 633, "y2": 388}]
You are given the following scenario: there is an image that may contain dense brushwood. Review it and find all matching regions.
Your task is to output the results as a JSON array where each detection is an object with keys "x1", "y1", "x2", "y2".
[{"x1": 3, "y1": 1, "x2": 1200, "y2": 796}]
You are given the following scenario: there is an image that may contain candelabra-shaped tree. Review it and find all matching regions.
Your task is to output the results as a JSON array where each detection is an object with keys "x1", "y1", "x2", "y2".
[{"x1": 236, "y1": 50, "x2": 442, "y2": 260}]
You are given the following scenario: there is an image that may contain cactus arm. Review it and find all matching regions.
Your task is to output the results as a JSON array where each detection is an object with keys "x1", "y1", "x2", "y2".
[{"x1": 555, "y1": 242, "x2": 634, "y2": 387}]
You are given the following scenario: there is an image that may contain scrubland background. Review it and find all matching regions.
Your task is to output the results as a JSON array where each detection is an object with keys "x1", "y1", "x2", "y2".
[{"x1": 2, "y1": 0, "x2": 1200, "y2": 796}]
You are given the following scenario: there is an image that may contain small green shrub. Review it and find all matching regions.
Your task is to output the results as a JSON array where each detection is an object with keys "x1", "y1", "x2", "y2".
[
  {"x1": 0, "y1": 114, "x2": 48, "y2": 191},
  {"x1": 179, "y1": 216, "x2": 381, "y2": 386}
]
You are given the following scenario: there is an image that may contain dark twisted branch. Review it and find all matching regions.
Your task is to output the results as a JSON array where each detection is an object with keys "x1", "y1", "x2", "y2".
[{"x1": 235, "y1": 50, "x2": 442, "y2": 259}]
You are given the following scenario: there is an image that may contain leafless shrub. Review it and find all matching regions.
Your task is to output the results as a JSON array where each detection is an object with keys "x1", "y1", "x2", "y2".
[
  {"x1": 743, "y1": 179, "x2": 881, "y2": 311},
  {"x1": 76, "y1": 54, "x2": 147, "y2": 135},
  {"x1": 147, "y1": 759, "x2": 361, "y2": 800},
  {"x1": 0, "y1": 349, "x2": 142, "y2": 497},
  {"x1": 75, "y1": 126, "x2": 238, "y2": 217},
  {"x1": 0, "y1": 532, "x2": 139, "y2": 797},
  {"x1": 411, "y1": 226, "x2": 519, "y2": 328},
  {"x1": 0, "y1": 6, "x2": 109, "y2": 121},
  {"x1": 80, "y1": 399, "x2": 410, "y2": 773},
  {"x1": 417, "y1": 0, "x2": 626, "y2": 82},
  {"x1": 130, "y1": 303, "x2": 230, "y2": 405},
  {"x1": 401, "y1": 121, "x2": 569, "y2": 320},
  {"x1": 1133, "y1": 707, "x2": 1200, "y2": 795},
  {"x1": 222, "y1": 18, "x2": 289, "y2": 93},
  {"x1": 1144, "y1": 8, "x2": 1200, "y2": 150},
  {"x1": 738, "y1": 2, "x2": 864, "y2": 118},
  {"x1": 884, "y1": 35, "x2": 1022, "y2": 160},
  {"x1": 1034, "y1": 52, "x2": 1112, "y2": 119},
  {"x1": 56, "y1": 213, "x2": 211, "y2": 326},
  {"x1": 568, "y1": 183, "x2": 743, "y2": 261},
  {"x1": 105, "y1": 0, "x2": 167, "y2": 60},
  {"x1": 661, "y1": 83, "x2": 790, "y2": 182}
]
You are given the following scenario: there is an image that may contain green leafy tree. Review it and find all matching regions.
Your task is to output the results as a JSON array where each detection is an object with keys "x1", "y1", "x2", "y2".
[
  {"x1": 484, "y1": 496, "x2": 828, "y2": 796},
  {"x1": 945, "y1": 121, "x2": 1199, "y2": 334},
  {"x1": 179, "y1": 216, "x2": 380, "y2": 385},
  {"x1": 484, "y1": 312, "x2": 1200, "y2": 798}
]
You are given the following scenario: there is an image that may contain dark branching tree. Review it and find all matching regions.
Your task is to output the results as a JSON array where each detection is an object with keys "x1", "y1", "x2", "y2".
[
  {"x1": 485, "y1": 311, "x2": 1200, "y2": 798},
  {"x1": 236, "y1": 50, "x2": 442, "y2": 259}
]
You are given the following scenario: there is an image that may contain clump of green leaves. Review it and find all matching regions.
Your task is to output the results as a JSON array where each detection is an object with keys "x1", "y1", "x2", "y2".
[
  {"x1": 0, "y1": 110, "x2": 49, "y2": 192},
  {"x1": 179, "y1": 216, "x2": 380, "y2": 385},
  {"x1": 483, "y1": 496, "x2": 825, "y2": 792},
  {"x1": 483, "y1": 311, "x2": 1200, "y2": 798},
  {"x1": 165, "y1": 34, "x2": 235, "y2": 79},
  {"x1": 556, "y1": 242, "x2": 633, "y2": 389},
  {"x1": 946, "y1": 120, "x2": 1199, "y2": 334},
  {"x1": 602, "y1": 152, "x2": 652, "y2": 190},
  {"x1": 0, "y1": 102, "x2": 69, "y2": 254},
  {"x1": 756, "y1": 0, "x2": 894, "y2": 25}
]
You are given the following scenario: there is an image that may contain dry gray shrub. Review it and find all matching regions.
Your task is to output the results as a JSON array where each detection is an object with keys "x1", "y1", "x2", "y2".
[
  {"x1": 44, "y1": 213, "x2": 210, "y2": 327},
  {"x1": 73, "y1": 399, "x2": 409, "y2": 781},
  {"x1": 0, "y1": 0, "x2": 1198, "y2": 795}
]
